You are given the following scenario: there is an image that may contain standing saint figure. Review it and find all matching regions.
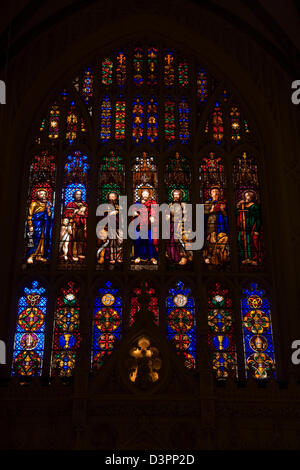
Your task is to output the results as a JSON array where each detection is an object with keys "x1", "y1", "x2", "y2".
[
  {"x1": 26, "y1": 188, "x2": 53, "y2": 264},
  {"x1": 132, "y1": 188, "x2": 158, "y2": 265},
  {"x1": 236, "y1": 190, "x2": 261, "y2": 265},
  {"x1": 203, "y1": 187, "x2": 229, "y2": 265},
  {"x1": 166, "y1": 189, "x2": 193, "y2": 265},
  {"x1": 60, "y1": 189, "x2": 88, "y2": 262},
  {"x1": 97, "y1": 191, "x2": 123, "y2": 265}
]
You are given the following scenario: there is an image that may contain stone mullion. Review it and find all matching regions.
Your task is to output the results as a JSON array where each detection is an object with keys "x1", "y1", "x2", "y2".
[
  {"x1": 225, "y1": 148, "x2": 239, "y2": 277},
  {"x1": 224, "y1": 127, "x2": 245, "y2": 378},
  {"x1": 41, "y1": 283, "x2": 56, "y2": 379},
  {"x1": 50, "y1": 97, "x2": 66, "y2": 279},
  {"x1": 233, "y1": 277, "x2": 246, "y2": 381}
]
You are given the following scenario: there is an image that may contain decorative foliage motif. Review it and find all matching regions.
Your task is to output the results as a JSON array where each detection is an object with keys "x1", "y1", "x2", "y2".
[
  {"x1": 200, "y1": 152, "x2": 230, "y2": 267},
  {"x1": 178, "y1": 61, "x2": 188, "y2": 87},
  {"x1": 91, "y1": 282, "x2": 122, "y2": 370},
  {"x1": 208, "y1": 283, "x2": 237, "y2": 379},
  {"x1": 12, "y1": 281, "x2": 47, "y2": 376},
  {"x1": 197, "y1": 69, "x2": 207, "y2": 102},
  {"x1": 230, "y1": 105, "x2": 241, "y2": 142},
  {"x1": 59, "y1": 151, "x2": 89, "y2": 267},
  {"x1": 132, "y1": 96, "x2": 143, "y2": 143},
  {"x1": 146, "y1": 97, "x2": 158, "y2": 143},
  {"x1": 164, "y1": 99, "x2": 175, "y2": 143},
  {"x1": 178, "y1": 98, "x2": 189, "y2": 143},
  {"x1": 241, "y1": 283, "x2": 276, "y2": 379},
  {"x1": 147, "y1": 47, "x2": 158, "y2": 86},
  {"x1": 116, "y1": 52, "x2": 126, "y2": 87},
  {"x1": 101, "y1": 58, "x2": 113, "y2": 86},
  {"x1": 130, "y1": 282, "x2": 159, "y2": 326},
  {"x1": 234, "y1": 152, "x2": 264, "y2": 267},
  {"x1": 166, "y1": 282, "x2": 196, "y2": 369},
  {"x1": 66, "y1": 101, "x2": 86, "y2": 144},
  {"x1": 51, "y1": 282, "x2": 80, "y2": 377},
  {"x1": 164, "y1": 51, "x2": 175, "y2": 87},
  {"x1": 81, "y1": 67, "x2": 93, "y2": 108},
  {"x1": 25, "y1": 152, "x2": 56, "y2": 265},
  {"x1": 100, "y1": 95, "x2": 112, "y2": 142},
  {"x1": 49, "y1": 103, "x2": 60, "y2": 140},
  {"x1": 115, "y1": 99, "x2": 126, "y2": 140},
  {"x1": 133, "y1": 48, "x2": 143, "y2": 86},
  {"x1": 212, "y1": 103, "x2": 224, "y2": 144}
]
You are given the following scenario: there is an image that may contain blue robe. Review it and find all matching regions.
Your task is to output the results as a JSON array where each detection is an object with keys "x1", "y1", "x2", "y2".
[
  {"x1": 27, "y1": 205, "x2": 53, "y2": 260},
  {"x1": 132, "y1": 201, "x2": 158, "y2": 261}
]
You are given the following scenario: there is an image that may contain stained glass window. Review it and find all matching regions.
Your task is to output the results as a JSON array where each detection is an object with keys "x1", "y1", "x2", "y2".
[
  {"x1": 20, "y1": 45, "x2": 275, "y2": 383},
  {"x1": 165, "y1": 152, "x2": 191, "y2": 202},
  {"x1": 234, "y1": 152, "x2": 264, "y2": 267},
  {"x1": 66, "y1": 101, "x2": 79, "y2": 144},
  {"x1": 12, "y1": 281, "x2": 47, "y2": 377},
  {"x1": 100, "y1": 95, "x2": 112, "y2": 142},
  {"x1": 132, "y1": 96, "x2": 143, "y2": 143},
  {"x1": 200, "y1": 152, "x2": 230, "y2": 267},
  {"x1": 147, "y1": 47, "x2": 158, "y2": 86},
  {"x1": 207, "y1": 282, "x2": 237, "y2": 379},
  {"x1": 116, "y1": 52, "x2": 126, "y2": 87},
  {"x1": 51, "y1": 282, "x2": 80, "y2": 377},
  {"x1": 130, "y1": 281, "x2": 159, "y2": 326},
  {"x1": 241, "y1": 283, "x2": 276, "y2": 379},
  {"x1": 164, "y1": 51, "x2": 175, "y2": 87},
  {"x1": 230, "y1": 105, "x2": 241, "y2": 142},
  {"x1": 197, "y1": 69, "x2": 207, "y2": 102},
  {"x1": 166, "y1": 281, "x2": 196, "y2": 369},
  {"x1": 178, "y1": 97, "x2": 190, "y2": 143},
  {"x1": 59, "y1": 151, "x2": 89, "y2": 267},
  {"x1": 164, "y1": 99, "x2": 175, "y2": 143},
  {"x1": 165, "y1": 153, "x2": 192, "y2": 266},
  {"x1": 101, "y1": 58, "x2": 113, "y2": 86},
  {"x1": 178, "y1": 61, "x2": 188, "y2": 87},
  {"x1": 25, "y1": 151, "x2": 56, "y2": 266},
  {"x1": 212, "y1": 102, "x2": 224, "y2": 144},
  {"x1": 81, "y1": 67, "x2": 93, "y2": 111},
  {"x1": 91, "y1": 282, "x2": 122, "y2": 370},
  {"x1": 49, "y1": 102, "x2": 60, "y2": 140},
  {"x1": 244, "y1": 120, "x2": 250, "y2": 134},
  {"x1": 115, "y1": 98, "x2": 126, "y2": 140},
  {"x1": 131, "y1": 153, "x2": 158, "y2": 268},
  {"x1": 133, "y1": 47, "x2": 143, "y2": 86},
  {"x1": 146, "y1": 97, "x2": 158, "y2": 143},
  {"x1": 61, "y1": 88, "x2": 68, "y2": 101},
  {"x1": 97, "y1": 151, "x2": 125, "y2": 267}
]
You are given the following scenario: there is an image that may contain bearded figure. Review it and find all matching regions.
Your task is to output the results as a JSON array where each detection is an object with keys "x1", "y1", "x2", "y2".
[
  {"x1": 166, "y1": 189, "x2": 193, "y2": 265},
  {"x1": 26, "y1": 188, "x2": 53, "y2": 264},
  {"x1": 97, "y1": 191, "x2": 123, "y2": 265},
  {"x1": 132, "y1": 188, "x2": 158, "y2": 265},
  {"x1": 203, "y1": 187, "x2": 229, "y2": 266},
  {"x1": 61, "y1": 189, "x2": 88, "y2": 262}
]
